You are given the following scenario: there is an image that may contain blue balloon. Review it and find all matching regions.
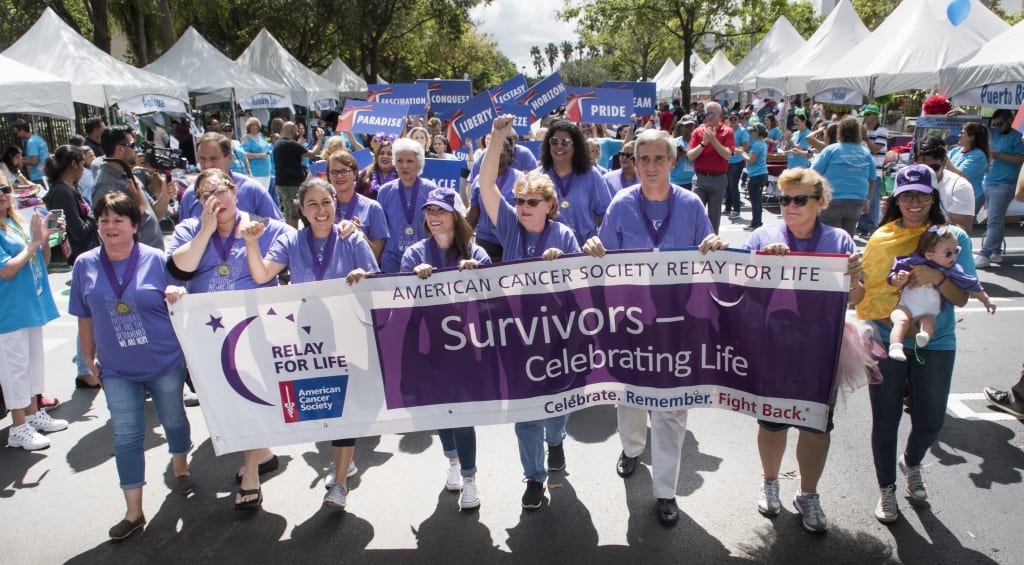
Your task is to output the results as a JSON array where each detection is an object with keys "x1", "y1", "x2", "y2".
[{"x1": 948, "y1": 0, "x2": 971, "y2": 26}]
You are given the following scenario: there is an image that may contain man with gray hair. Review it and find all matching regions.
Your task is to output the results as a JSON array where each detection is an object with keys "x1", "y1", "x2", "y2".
[
  {"x1": 582, "y1": 128, "x2": 726, "y2": 527},
  {"x1": 273, "y1": 121, "x2": 324, "y2": 227},
  {"x1": 686, "y1": 102, "x2": 735, "y2": 233}
]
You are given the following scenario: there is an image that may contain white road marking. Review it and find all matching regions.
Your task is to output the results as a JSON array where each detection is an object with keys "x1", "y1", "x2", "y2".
[{"x1": 947, "y1": 393, "x2": 1023, "y2": 421}]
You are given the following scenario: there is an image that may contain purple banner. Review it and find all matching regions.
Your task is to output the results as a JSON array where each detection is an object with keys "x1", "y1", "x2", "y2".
[
  {"x1": 602, "y1": 81, "x2": 657, "y2": 115},
  {"x1": 565, "y1": 87, "x2": 634, "y2": 125},
  {"x1": 489, "y1": 74, "x2": 529, "y2": 106},
  {"x1": 367, "y1": 83, "x2": 428, "y2": 111},
  {"x1": 518, "y1": 72, "x2": 567, "y2": 120},
  {"x1": 416, "y1": 79, "x2": 473, "y2": 114},
  {"x1": 494, "y1": 104, "x2": 533, "y2": 135}
]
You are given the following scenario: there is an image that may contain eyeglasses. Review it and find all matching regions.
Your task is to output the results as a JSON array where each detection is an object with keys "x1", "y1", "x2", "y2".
[
  {"x1": 199, "y1": 187, "x2": 232, "y2": 200},
  {"x1": 515, "y1": 197, "x2": 544, "y2": 207},
  {"x1": 119, "y1": 142, "x2": 137, "y2": 150},
  {"x1": 550, "y1": 138, "x2": 573, "y2": 147},
  {"x1": 779, "y1": 194, "x2": 819, "y2": 207},
  {"x1": 728, "y1": 116, "x2": 738, "y2": 121},
  {"x1": 618, "y1": 152, "x2": 634, "y2": 161},
  {"x1": 0, "y1": 185, "x2": 12, "y2": 195},
  {"x1": 328, "y1": 169, "x2": 355, "y2": 177},
  {"x1": 927, "y1": 245, "x2": 961, "y2": 259},
  {"x1": 897, "y1": 192, "x2": 933, "y2": 203}
]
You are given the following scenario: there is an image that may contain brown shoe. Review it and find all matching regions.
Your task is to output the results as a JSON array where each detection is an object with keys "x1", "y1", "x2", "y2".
[
  {"x1": 176, "y1": 473, "x2": 195, "y2": 495},
  {"x1": 109, "y1": 516, "x2": 146, "y2": 541}
]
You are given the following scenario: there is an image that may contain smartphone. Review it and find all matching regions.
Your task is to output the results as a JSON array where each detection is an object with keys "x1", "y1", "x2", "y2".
[{"x1": 47, "y1": 209, "x2": 64, "y2": 230}]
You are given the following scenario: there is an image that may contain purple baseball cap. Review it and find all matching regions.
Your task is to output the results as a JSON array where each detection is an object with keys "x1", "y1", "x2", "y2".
[
  {"x1": 422, "y1": 187, "x2": 457, "y2": 212},
  {"x1": 893, "y1": 165, "x2": 936, "y2": 196}
]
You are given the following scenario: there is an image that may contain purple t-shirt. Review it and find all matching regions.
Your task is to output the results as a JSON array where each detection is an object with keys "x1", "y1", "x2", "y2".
[
  {"x1": 602, "y1": 169, "x2": 639, "y2": 194},
  {"x1": 266, "y1": 228, "x2": 380, "y2": 283},
  {"x1": 599, "y1": 185, "x2": 713, "y2": 250},
  {"x1": 742, "y1": 221, "x2": 856, "y2": 255},
  {"x1": 179, "y1": 171, "x2": 282, "y2": 220},
  {"x1": 537, "y1": 166, "x2": 612, "y2": 245},
  {"x1": 68, "y1": 244, "x2": 184, "y2": 382},
  {"x1": 332, "y1": 192, "x2": 390, "y2": 242},
  {"x1": 377, "y1": 177, "x2": 437, "y2": 273},
  {"x1": 400, "y1": 238, "x2": 491, "y2": 273},
  {"x1": 168, "y1": 214, "x2": 294, "y2": 293},
  {"x1": 468, "y1": 144, "x2": 539, "y2": 184},
  {"x1": 494, "y1": 199, "x2": 580, "y2": 261},
  {"x1": 470, "y1": 168, "x2": 520, "y2": 244}
]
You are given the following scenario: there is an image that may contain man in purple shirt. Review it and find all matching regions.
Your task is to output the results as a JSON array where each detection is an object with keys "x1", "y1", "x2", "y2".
[
  {"x1": 582, "y1": 128, "x2": 726, "y2": 528},
  {"x1": 178, "y1": 133, "x2": 283, "y2": 223}
]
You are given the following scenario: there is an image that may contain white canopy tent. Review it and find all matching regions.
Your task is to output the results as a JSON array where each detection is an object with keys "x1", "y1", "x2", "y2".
[
  {"x1": 236, "y1": 29, "x2": 339, "y2": 111},
  {"x1": 756, "y1": 0, "x2": 869, "y2": 99},
  {"x1": 649, "y1": 57, "x2": 676, "y2": 84},
  {"x1": 146, "y1": 27, "x2": 293, "y2": 111},
  {"x1": 3, "y1": 8, "x2": 188, "y2": 113},
  {"x1": 0, "y1": 54, "x2": 75, "y2": 120},
  {"x1": 711, "y1": 17, "x2": 805, "y2": 99},
  {"x1": 690, "y1": 51, "x2": 734, "y2": 95},
  {"x1": 657, "y1": 53, "x2": 708, "y2": 100},
  {"x1": 940, "y1": 20, "x2": 1024, "y2": 108},
  {"x1": 806, "y1": 0, "x2": 1008, "y2": 104},
  {"x1": 321, "y1": 57, "x2": 368, "y2": 100}
]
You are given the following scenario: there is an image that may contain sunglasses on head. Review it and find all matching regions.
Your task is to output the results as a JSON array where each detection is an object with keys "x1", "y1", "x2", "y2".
[
  {"x1": 515, "y1": 197, "x2": 545, "y2": 207},
  {"x1": 779, "y1": 194, "x2": 819, "y2": 207},
  {"x1": 0, "y1": 185, "x2": 12, "y2": 195},
  {"x1": 550, "y1": 138, "x2": 573, "y2": 147},
  {"x1": 618, "y1": 152, "x2": 634, "y2": 161},
  {"x1": 927, "y1": 245, "x2": 961, "y2": 259}
]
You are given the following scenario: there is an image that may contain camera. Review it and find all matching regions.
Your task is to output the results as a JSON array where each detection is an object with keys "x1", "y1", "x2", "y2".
[{"x1": 140, "y1": 141, "x2": 188, "y2": 174}]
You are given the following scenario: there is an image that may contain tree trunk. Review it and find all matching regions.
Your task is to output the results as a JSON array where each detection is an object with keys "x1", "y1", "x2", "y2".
[
  {"x1": 157, "y1": 0, "x2": 175, "y2": 50},
  {"x1": 90, "y1": 0, "x2": 111, "y2": 53},
  {"x1": 132, "y1": 0, "x2": 148, "y2": 66}
]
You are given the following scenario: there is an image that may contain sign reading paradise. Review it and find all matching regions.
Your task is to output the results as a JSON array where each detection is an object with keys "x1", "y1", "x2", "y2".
[
  {"x1": 170, "y1": 249, "x2": 850, "y2": 455},
  {"x1": 337, "y1": 100, "x2": 409, "y2": 136}
]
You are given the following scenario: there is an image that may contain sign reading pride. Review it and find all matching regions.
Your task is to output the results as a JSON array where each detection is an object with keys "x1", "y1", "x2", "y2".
[
  {"x1": 368, "y1": 83, "x2": 429, "y2": 110},
  {"x1": 171, "y1": 249, "x2": 849, "y2": 455},
  {"x1": 445, "y1": 91, "x2": 496, "y2": 151},
  {"x1": 565, "y1": 87, "x2": 634, "y2": 125},
  {"x1": 517, "y1": 72, "x2": 567, "y2": 120},
  {"x1": 602, "y1": 81, "x2": 656, "y2": 115},
  {"x1": 416, "y1": 79, "x2": 473, "y2": 115},
  {"x1": 489, "y1": 74, "x2": 529, "y2": 106},
  {"x1": 337, "y1": 100, "x2": 409, "y2": 136}
]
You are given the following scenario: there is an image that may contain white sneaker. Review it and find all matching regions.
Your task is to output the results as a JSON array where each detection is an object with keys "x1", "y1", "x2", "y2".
[
  {"x1": 182, "y1": 389, "x2": 200, "y2": 407},
  {"x1": 793, "y1": 493, "x2": 828, "y2": 532},
  {"x1": 888, "y1": 343, "x2": 907, "y2": 362},
  {"x1": 899, "y1": 455, "x2": 928, "y2": 501},
  {"x1": 325, "y1": 460, "x2": 359, "y2": 489},
  {"x1": 875, "y1": 485, "x2": 899, "y2": 523},
  {"x1": 990, "y1": 253, "x2": 1003, "y2": 263},
  {"x1": 26, "y1": 409, "x2": 68, "y2": 433},
  {"x1": 757, "y1": 479, "x2": 781, "y2": 516},
  {"x1": 915, "y1": 331, "x2": 931, "y2": 348},
  {"x1": 7, "y1": 423, "x2": 50, "y2": 450},
  {"x1": 323, "y1": 483, "x2": 348, "y2": 508},
  {"x1": 974, "y1": 254, "x2": 991, "y2": 268},
  {"x1": 445, "y1": 462, "x2": 463, "y2": 491},
  {"x1": 459, "y1": 477, "x2": 481, "y2": 510}
]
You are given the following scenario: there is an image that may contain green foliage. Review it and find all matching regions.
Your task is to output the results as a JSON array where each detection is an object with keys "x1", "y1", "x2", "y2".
[{"x1": 851, "y1": 0, "x2": 896, "y2": 31}]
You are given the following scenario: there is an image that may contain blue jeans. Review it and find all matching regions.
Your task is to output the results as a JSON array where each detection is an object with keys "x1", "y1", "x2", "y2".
[
  {"x1": 75, "y1": 336, "x2": 89, "y2": 376},
  {"x1": 980, "y1": 182, "x2": 1015, "y2": 257},
  {"x1": 868, "y1": 349, "x2": 955, "y2": 488},
  {"x1": 438, "y1": 427, "x2": 477, "y2": 477},
  {"x1": 857, "y1": 177, "x2": 882, "y2": 235},
  {"x1": 747, "y1": 173, "x2": 768, "y2": 228},
  {"x1": 103, "y1": 363, "x2": 192, "y2": 489},
  {"x1": 515, "y1": 415, "x2": 569, "y2": 483},
  {"x1": 725, "y1": 161, "x2": 745, "y2": 213}
]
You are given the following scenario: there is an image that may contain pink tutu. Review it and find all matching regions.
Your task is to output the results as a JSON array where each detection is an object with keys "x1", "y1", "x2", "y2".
[{"x1": 835, "y1": 313, "x2": 885, "y2": 404}]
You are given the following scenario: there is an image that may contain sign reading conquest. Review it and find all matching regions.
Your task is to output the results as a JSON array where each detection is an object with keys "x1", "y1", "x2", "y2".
[{"x1": 170, "y1": 249, "x2": 849, "y2": 455}]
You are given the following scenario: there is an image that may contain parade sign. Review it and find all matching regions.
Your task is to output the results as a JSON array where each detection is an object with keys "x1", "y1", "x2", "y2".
[
  {"x1": 518, "y1": 140, "x2": 542, "y2": 160},
  {"x1": 337, "y1": 100, "x2": 409, "y2": 136},
  {"x1": 368, "y1": 83, "x2": 429, "y2": 111},
  {"x1": 955, "y1": 83, "x2": 1024, "y2": 110},
  {"x1": 602, "y1": 81, "x2": 656, "y2": 115},
  {"x1": 416, "y1": 79, "x2": 473, "y2": 114},
  {"x1": 171, "y1": 249, "x2": 849, "y2": 455},
  {"x1": 421, "y1": 157, "x2": 466, "y2": 194},
  {"x1": 494, "y1": 104, "x2": 532, "y2": 136},
  {"x1": 489, "y1": 74, "x2": 529, "y2": 106},
  {"x1": 565, "y1": 87, "x2": 634, "y2": 125},
  {"x1": 445, "y1": 91, "x2": 496, "y2": 151},
  {"x1": 517, "y1": 72, "x2": 567, "y2": 120}
]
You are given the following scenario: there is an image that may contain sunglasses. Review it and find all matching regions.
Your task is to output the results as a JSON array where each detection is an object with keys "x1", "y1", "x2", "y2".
[
  {"x1": 0, "y1": 185, "x2": 11, "y2": 195},
  {"x1": 706, "y1": 111, "x2": 719, "y2": 117},
  {"x1": 550, "y1": 138, "x2": 573, "y2": 147},
  {"x1": 618, "y1": 152, "x2": 634, "y2": 161},
  {"x1": 926, "y1": 245, "x2": 961, "y2": 259},
  {"x1": 779, "y1": 194, "x2": 819, "y2": 207},
  {"x1": 515, "y1": 197, "x2": 545, "y2": 207}
]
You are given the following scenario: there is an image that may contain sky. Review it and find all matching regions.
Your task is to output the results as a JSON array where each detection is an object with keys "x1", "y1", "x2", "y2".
[{"x1": 470, "y1": 0, "x2": 579, "y2": 77}]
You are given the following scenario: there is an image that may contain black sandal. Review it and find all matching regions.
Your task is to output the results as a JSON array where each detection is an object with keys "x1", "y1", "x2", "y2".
[
  {"x1": 234, "y1": 487, "x2": 262, "y2": 511},
  {"x1": 75, "y1": 376, "x2": 102, "y2": 389},
  {"x1": 234, "y1": 454, "x2": 279, "y2": 483}
]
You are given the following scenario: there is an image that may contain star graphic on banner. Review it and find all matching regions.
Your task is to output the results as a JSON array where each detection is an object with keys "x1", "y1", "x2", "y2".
[{"x1": 206, "y1": 315, "x2": 225, "y2": 332}]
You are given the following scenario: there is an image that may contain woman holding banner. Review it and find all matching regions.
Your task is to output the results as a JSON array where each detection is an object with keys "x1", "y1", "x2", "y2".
[
  {"x1": 327, "y1": 150, "x2": 388, "y2": 264},
  {"x1": 71, "y1": 192, "x2": 194, "y2": 541},
  {"x1": 168, "y1": 168, "x2": 294, "y2": 511},
  {"x1": 239, "y1": 177, "x2": 378, "y2": 510},
  {"x1": 537, "y1": 121, "x2": 613, "y2": 246},
  {"x1": 742, "y1": 167, "x2": 863, "y2": 533},
  {"x1": 356, "y1": 137, "x2": 397, "y2": 199},
  {"x1": 856, "y1": 164, "x2": 973, "y2": 524},
  {"x1": 399, "y1": 185, "x2": 490, "y2": 511},
  {"x1": 479, "y1": 115, "x2": 581, "y2": 511},
  {"x1": 377, "y1": 138, "x2": 439, "y2": 273}
]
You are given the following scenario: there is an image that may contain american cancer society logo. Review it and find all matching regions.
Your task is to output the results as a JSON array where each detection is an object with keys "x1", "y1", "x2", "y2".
[{"x1": 279, "y1": 375, "x2": 349, "y2": 423}]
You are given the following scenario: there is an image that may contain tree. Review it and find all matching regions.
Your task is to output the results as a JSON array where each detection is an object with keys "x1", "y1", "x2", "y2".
[
  {"x1": 530, "y1": 45, "x2": 544, "y2": 77},
  {"x1": 562, "y1": 0, "x2": 671, "y2": 82},
  {"x1": 545, "y1": 42, "x2": 559, "y2": 73},
  {"x1": 560, "y1": 40, "x2": 574, "y2": 66}
]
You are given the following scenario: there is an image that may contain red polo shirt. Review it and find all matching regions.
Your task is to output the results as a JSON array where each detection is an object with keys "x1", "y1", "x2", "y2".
[{"x1": 689, "y1": 123, "x2": 735, "y2": 174}]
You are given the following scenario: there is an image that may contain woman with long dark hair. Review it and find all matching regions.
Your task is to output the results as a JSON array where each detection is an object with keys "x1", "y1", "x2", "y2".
[
  {"x1": 538, "y1": 121, "x2": 612, "y2": 245},
  {"x1": 946, "y1": 121, "x2": 990, "y2": 213}
]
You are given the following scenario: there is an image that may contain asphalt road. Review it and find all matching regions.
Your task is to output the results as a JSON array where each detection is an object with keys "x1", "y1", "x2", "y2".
[{"x1": 2, "y1": 214, "x2": 1023, "y2": 565}]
